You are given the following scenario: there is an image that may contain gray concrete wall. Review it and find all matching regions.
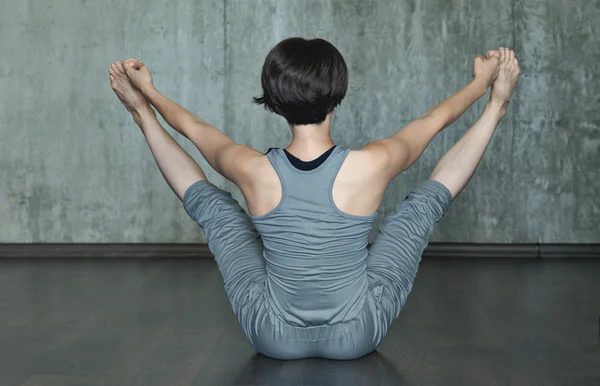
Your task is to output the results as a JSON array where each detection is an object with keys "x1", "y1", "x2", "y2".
[{"x1": 1, "y1": 0, "x2": 598, "y2": 243}]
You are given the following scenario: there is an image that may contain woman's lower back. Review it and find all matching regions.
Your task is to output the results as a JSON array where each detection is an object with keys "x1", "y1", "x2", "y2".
[{"x1": 264, "y1": 255, "x2": 370, "y2": 326}]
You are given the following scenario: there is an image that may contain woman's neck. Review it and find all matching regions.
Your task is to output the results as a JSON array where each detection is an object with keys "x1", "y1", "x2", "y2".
[
  {"x1": 285, "y1": 133, "x2": 335, "y2": 161},
  {"x1": 286, "y1": 116, "x2": 335, "y2": 161}
]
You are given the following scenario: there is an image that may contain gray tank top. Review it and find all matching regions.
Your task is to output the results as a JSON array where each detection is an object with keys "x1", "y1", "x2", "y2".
[{"x1": 251, "y1": 146, "x2": 377, "y2": 327}]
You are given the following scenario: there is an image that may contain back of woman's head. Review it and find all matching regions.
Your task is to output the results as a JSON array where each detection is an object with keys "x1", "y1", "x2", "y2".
[{"x1": 252, "y1": 37, "x2": 348, "y2": 126}]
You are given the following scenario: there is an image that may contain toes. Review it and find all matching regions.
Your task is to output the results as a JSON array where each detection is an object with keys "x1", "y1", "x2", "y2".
[
  {"x1": 116, "y1": 61, "x2": 126, "y2": 75},
  {"x1": 510, "y1": 49, "x2": 520, "y2": 72}
]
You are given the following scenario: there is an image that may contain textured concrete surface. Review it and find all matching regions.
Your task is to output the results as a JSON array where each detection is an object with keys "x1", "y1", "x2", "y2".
[{"x1": 0, "y1": 0, "x2": 598, "y2": 243}]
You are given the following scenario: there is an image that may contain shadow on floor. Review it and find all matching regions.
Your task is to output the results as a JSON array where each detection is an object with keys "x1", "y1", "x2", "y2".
[{"x1": 232, "y1": 351, "x2": 407, "y2": 386}]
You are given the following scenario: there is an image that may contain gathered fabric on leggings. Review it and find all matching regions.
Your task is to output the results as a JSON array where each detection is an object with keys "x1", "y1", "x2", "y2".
[
  {"x1": 366, "y1": 180, "x2": 453, "y2": 338},
  {"x1": 182, "y1": 178, "x2": 452, "y2": 360},
  {"x1": 183, "y1": 180, "x2": 267, "y2": 331}
]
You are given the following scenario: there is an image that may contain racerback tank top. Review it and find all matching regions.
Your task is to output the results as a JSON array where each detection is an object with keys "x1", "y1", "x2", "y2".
[{"x1": 250, "y1": 146, "x2": 378, "y2": 327}]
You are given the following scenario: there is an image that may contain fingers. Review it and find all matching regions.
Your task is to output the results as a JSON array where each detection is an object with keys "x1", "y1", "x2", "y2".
[
  {"x1": 473, "y1": 54, "x2": 483, "y2": 77},
  {"x1": 123, "y1": 61, "x2": 138, "y2": 76},
  {"x1": 109, "y1": 58, "x2": 145, "y2": 78},
  {"x1": 125, "y1": 58, "x2": 144, "y2": 70},
  {"x1": 489, "y1": 48, "x2": 502, "y2": 62},
  {"x1": 123, "y1": 61, "x2": 134, "y2": 72},
  {"x1": 123, "y1": 58, "x2": 139, "y2": 69},
  {"x1": 484, "y1": 50, "x2": 498, "y2": 61}
]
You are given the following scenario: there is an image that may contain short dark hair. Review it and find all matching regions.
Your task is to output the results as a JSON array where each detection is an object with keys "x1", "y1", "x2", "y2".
[{"x1": 252, "y1": 37, "x2": 348, "y2": 126}]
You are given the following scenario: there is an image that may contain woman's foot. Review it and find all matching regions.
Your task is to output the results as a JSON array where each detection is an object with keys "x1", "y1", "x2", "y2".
[
  {"x1": 489, "y1": 47, "x2": 520, "y2": 113},
  {"x1": 109, "y1": 61, "x2": 151, "y2": 122}
]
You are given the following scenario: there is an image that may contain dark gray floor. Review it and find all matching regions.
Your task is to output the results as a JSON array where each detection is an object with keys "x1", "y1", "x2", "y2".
[{"x1": 0, "y1": 257, "x2": 599, "y2": 386}]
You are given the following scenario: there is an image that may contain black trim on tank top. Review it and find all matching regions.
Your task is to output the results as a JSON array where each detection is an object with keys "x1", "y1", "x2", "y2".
[{"x1": 264, "y1": 146, "x2": 337, "y2": 171}]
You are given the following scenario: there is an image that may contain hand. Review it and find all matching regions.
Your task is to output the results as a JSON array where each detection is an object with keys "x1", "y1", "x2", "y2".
[
  {"x1": 473, "y1": 50, "x2": 502, "y2": 88},
  {"x1": 123, "y1": 58, "x2": 154, "y2": 92}
]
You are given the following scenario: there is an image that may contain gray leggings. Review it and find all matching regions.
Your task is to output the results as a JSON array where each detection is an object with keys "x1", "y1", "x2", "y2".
[{"x1": 183, "y1": 180, "x2": 452, "y2": 360}]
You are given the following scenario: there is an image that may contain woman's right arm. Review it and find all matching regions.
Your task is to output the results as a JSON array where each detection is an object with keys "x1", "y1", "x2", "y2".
[{"x1": 362, "y1": 51, "x2": 502, "y2": 181}]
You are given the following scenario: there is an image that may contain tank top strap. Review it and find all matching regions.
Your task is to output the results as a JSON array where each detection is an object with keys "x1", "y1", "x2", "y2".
[
  {"x1": 328, "y1": 146, "x2": 351, "y2": 179},
  {"x1": 265, "y1": 148, "x2": 288, "y2": 180}
]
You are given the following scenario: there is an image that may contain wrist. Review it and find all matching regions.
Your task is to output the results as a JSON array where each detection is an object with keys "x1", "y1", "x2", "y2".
[
  {"x1": 472, "y1": 77, "x2": 490, "y2": 97},
  {"x1": 140, "y1": 83, "x2": 157, "y2": 98}
]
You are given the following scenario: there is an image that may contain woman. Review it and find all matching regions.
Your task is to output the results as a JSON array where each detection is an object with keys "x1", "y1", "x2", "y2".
[{"x1": 108, "y1": 37, "x2": 519, "y2": 359}]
